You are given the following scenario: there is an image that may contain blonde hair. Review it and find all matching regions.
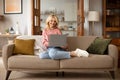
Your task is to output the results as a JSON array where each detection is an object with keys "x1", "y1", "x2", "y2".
[{"x1": 45, "y1": 14, "x2": 59, "y2": 29}]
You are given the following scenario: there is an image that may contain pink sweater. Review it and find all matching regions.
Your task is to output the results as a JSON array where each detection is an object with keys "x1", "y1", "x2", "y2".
[{"x1": 42, "y1": 28, "x2": 62, "y2": 47}]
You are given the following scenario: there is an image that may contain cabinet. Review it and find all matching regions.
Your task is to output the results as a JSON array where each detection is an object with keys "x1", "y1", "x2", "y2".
[
  {"x1": 103, "y1": 0, "x2": 120, "y2": 67},
  {"x1": 62, "y1": 30, "x2": 76, "y2": 36},
  {"x1": 41, "y1": 10, "x2": 64, "y2": 22}
]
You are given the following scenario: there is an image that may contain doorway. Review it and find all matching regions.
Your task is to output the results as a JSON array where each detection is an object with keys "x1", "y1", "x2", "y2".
[{"x1": 31, "y1": 0, "x2": 84, "y2": 36}]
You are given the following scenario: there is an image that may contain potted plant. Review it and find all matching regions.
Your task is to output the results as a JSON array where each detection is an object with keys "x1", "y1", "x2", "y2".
[{"x1": 5, "y1": 28, "x2": 9, "y2": 35}]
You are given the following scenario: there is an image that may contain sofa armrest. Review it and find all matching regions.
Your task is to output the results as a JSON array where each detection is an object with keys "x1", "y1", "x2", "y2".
[
  {"x1": 2, "y1": 43, "x2": 15, "y2": 70},
  {"x1": 108, "y1": 44, "x2": 118, "y2": 70}
]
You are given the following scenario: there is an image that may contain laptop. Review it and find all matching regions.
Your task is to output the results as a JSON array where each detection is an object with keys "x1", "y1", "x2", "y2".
[{"x1": 48, "y1": 34, "x2": 68, "y2": 47}]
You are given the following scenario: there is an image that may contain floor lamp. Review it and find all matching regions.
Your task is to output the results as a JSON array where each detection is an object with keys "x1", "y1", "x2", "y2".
[{"x1": 88, "y1": 11, "x2": 100, "y2": 35}]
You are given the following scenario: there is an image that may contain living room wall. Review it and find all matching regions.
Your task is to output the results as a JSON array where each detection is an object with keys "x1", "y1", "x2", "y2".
[
  {"x1": 0, "y1": 0, "x2": 32, "y2": 35},
  {"x1": 0, "y1": 0, "x2": 102, "y2": 36}
]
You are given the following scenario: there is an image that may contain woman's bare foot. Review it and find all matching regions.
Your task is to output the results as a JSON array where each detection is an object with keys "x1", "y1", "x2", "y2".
[{"x1": 70, "y1": 51, "x2": 78, "y2": 57}]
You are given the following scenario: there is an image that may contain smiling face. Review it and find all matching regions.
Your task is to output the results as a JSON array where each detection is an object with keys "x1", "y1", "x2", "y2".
[
  {"x1": 46, "y1": 15, "x2": 59, "y2": 29},
  {"x1": 48, "y1": 17, "x2": 57, "y2": 29}
]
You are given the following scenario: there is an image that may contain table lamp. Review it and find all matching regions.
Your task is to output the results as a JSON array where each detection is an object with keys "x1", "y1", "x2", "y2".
[{"x1": 88, "y1": 11, "x2": 100, "y2": 35}]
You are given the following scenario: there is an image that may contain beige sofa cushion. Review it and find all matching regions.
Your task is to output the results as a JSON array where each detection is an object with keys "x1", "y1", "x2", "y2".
[
  {"x1": 8, "y1": 55, "x2": 60, "y2": 70},
  {"x1": 67, "y1": 36, "x2": 97, "y2": 51},
  {"x1": 60, "y1": 54, "x2": 113, "y2": 69}
]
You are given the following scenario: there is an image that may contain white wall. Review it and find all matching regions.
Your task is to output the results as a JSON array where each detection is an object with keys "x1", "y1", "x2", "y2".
[{"x1": 0, "y1": 0, "x2": 32, "y2": 35}]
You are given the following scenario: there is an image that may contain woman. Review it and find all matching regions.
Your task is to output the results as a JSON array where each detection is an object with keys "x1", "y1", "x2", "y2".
[{"x1": 39, "y1": 14, "x2": 88, "y2": 59}]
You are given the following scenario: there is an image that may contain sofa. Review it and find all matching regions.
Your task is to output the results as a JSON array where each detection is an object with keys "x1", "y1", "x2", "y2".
[{"x1": 2, "y1": 35, "x2": 118, "y2": 80}]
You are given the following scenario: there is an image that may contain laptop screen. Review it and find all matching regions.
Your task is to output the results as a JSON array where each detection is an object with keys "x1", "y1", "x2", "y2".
[{"x1": 48, "y1": 34, "x2": 68, "y2": 47}]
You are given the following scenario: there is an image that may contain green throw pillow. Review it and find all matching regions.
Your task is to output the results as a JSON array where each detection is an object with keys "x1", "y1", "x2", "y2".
[{"x1": 87, "y1": 38, "x2": 111, "y2": 54}]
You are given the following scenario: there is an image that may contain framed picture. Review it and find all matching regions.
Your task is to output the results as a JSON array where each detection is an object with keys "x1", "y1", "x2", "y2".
[{"x1": 4, "y1": 0, "x2": 22, "y2": 14}]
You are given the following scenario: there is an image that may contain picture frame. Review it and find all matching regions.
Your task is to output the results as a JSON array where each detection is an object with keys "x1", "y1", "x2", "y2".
[{"x1": 4, "y1": 0, "x2": 23, "y2": 14}]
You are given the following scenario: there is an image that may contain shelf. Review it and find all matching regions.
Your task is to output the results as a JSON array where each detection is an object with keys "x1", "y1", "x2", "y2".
[
  {"x1": 41, "y1": 13, "x2": 64, "y2": 16},
  {"x1": 104, "y1": 0, "x2": 120, "y2": 68},
  {"x1": 106, "y1": 9, "x2": 120, "y2": 16},
  {"x1": 107, "y1": 6, "x2": 120, "y2": 9},
  {"x1": 41, "y1": 10, "x2": 64, "y2": 22},
  {"x1": 61, "y1": 30, "x2": 76, "y2": 32},
  {"x1": 105, "y1": 27, "x2": 120, "y2": 31},
  {"x1": 41, "y1": 10, "x2": 64, "y2": 15},
  {"x1": 106, "y1": 0, "x2": 120, "y2": 9},
  {"x1": 41, "y1": 20, "x2": 77, "y2": 23},
  {"x1": 0, "y1": 34, "x2": 19, "y2": 38},
  {"x1": 106, "y1": 14, "x2": 120, "y2": 16}
]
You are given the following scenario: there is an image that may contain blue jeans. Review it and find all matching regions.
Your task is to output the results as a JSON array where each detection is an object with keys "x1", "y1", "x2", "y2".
[{"x1": 39, "y1": 47, "x2": 71, "y2": 59}]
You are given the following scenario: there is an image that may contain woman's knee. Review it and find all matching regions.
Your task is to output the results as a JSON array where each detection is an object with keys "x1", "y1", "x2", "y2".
[{"x1": 49, "y1": 48, "x2": 57, "y2": 59}]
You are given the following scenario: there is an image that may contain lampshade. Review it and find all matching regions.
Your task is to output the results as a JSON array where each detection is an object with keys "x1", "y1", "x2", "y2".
[{"x1": 88, "y1": 11, "x2": 100, "y2": 22}]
